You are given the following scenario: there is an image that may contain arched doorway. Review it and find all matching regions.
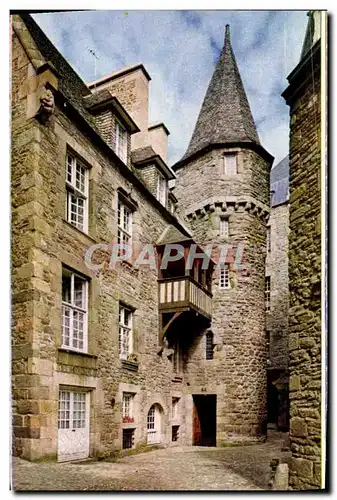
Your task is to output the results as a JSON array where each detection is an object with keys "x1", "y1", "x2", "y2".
[{"x1": 147, "y1": 404, "x2": 163, "y2": 444}]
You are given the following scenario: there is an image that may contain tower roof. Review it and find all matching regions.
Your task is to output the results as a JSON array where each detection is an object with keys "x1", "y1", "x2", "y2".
[{"x1": 179, "y1": 24, "x2": 260, "y2": 164}]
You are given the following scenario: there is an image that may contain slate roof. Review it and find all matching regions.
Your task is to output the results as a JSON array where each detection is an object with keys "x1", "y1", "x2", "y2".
[
  {"x1": 180, "y1": 24, "x2": 260, "y2": 164},
  {"x1": 270, "y1": 155, "x2": 289, "y2": 207},
  {"x1": 131, "y1": 146, "x2": 175, "y2": 180},
  {"x1": 21, "y1": 14, "x2": 98, "y2": 132},
  {"x1": 300, "y1": 12, "x2": 315, "y2": 60}
]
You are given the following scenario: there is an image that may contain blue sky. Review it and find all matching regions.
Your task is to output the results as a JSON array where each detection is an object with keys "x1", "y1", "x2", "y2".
[{"x1": 33, "y1": 10, "x2": 309, "y2": 167}]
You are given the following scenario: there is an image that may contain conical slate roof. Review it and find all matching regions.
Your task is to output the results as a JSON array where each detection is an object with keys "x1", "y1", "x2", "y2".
[{"x1": 180, "y1": 25, "x2": 260, "y2": 163}]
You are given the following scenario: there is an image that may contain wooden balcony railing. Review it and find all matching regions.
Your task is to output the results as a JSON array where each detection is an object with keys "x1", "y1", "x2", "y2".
[{"x1": 158, "y1": 276, "x2": 212, "y2": 319}]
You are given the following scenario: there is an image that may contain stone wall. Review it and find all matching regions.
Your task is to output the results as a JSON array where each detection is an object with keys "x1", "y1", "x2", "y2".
[
  {"x1": 283, "y1": 42, "x2": 321, "y2": 489},
  {"x1": 174, "y1": 146, "x2": 271, "y2": 443},
  {"x1": 11, "y1": 30, "x2": 191, "y2": 460},
  {"x1": 266, "y1": 203, "x2": 289, "y2": 370}
]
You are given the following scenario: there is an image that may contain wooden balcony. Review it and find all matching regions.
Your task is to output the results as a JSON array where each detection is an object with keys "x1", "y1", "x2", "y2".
[{"x1": 158, "y1": 276, "x2": 212, "y2": 319}]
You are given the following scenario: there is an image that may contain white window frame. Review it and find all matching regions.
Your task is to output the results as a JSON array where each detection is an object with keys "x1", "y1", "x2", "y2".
[
  {"x1": 66, "y1": 153, "x2": 89, "y2": 233},
  {"x1": 119, "y1": 305, "x2": 133, "y2": 360},
  {"x1": 115, "y1": 120, "x2": 128, "y2": 164},
  {"x1": 62, "y1": 269, "x2": 88, "y2": 353},
  {"x1": 220, "y1": 218, "x2": 229, "y2": 237},
  {"x1": 219, "y1": 265, "x2": 230, "y2": 289},
  {"x1": 221, "y1": 153, "x2": 237, "y2": 176},
  {"x1": 117, "y1": 198, "x2": 132, "y2": 250},
  {"x1": 122, "y1": 392, "x2": 134, "y2": 420},
  {"x1": 265, "y1": 276, "x2": 271, "y2": 312},
  {"x1": 157, "y1": 174, "x2": 167, "y2": 206}
]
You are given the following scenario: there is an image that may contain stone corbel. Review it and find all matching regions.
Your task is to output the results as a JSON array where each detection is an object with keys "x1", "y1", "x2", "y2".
[{"x1": 27, "y1": 61, "x2": 59, "y2": 122}]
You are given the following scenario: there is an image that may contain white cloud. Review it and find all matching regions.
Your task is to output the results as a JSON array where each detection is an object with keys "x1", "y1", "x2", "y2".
[{"x1": 33, "y1": 10, "x2": 308, "y2": 167}]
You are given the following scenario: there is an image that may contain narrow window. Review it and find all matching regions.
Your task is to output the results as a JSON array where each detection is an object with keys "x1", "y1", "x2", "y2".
[
  {"x1": 205, "y1": 331, "x2": 214, "y2": 360},
  {"x1": 172, "y1": 397, "x2": 180, "y2": 420},
  {"x1": 123, "y1": 429, "x2": 135, "y2": 449},
  {"x1": 172, "y1": 425, "x2": 179, "y2": 442},
  {"x1": 157, "y1": 174, "x2": 167, "y2": 206},
  {"x1": 117, "y1": 198, "x2": 132, "y2": 250},
  {"x1": 173, "y1": 340, "x2": 182, "y2": 374},
  {"x1": 267, "y1": 226, "x2": 271, "y2": 253},
  {"x1": 66, "y1": 153, "x2": 89, "y2": 233},
  {"x1": 265, "y1": 276, "x2": 271, "y2": 312},
  {"x1": 219, "y1": 265, "x2": 230, "y2": 289},
  {"x1": 266, "y1": 330, "x2": 270, "y2": 362},
  {"x1": 119, "y1": 305, "x2": 133, "y2": 359},
  {"x1": 221, "y1": 153, "x2": 237, "y2": 175},
  {"x1": 122, "y1": 393, "x2": 134, "y2": 423},
  {"x1": 220, "y1": 218, "x2": 229, "y2": 237},
  {"x1": 115, "y1": 120, "x2": 128, "y2": 164},
  {"x1": 62, "y1": 268, "x2": 88, "y2": 352}
]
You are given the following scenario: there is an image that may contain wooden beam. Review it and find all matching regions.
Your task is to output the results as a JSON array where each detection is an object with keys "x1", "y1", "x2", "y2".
[{"x1": 161, "y1": 311, "x2": 182, "y2": 343}]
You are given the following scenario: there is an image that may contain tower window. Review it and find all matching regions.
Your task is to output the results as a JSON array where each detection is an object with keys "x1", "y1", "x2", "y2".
[
  {"x1": 219, "y1": 265, "x2": 230, "y2": 289},
  {"x1": 220, "y1": 218, "x2": 229, "y2": 237},
  {"x1": 157, "y1": 174, "x2": 167, "y2": 206},
  {"x1": 115, "y1": 120, "x2": 128, "y2": 164},
  {"x1": 265, "y1": 276, "x2": 271, "y2": 312},
  {"x1": 267, "y1": 226, "x2": 271, "y2": 253},
  {"x1": 221, "y1": 153, "x2": 237, "y2": 176},
  {"x1": 205, "y1": 331, "x2": 214, "y2": 360}
]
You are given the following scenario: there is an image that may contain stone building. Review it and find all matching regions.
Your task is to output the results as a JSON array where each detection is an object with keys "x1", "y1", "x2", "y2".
[
  {"x1": 11, "y1": 13, "x2": 272, "y2": 462},
  {"x1": 266, "y1": 155, "x2": 289, "y2": 431},
  {"x1": 282, "y1": 11, "x2": 324, "y2": 489}
]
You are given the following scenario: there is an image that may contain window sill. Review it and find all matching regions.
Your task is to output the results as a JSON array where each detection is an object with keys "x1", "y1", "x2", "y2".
[
  {"x1": 122, "y1": 422, "x2": 137, "y2": 429},
  {"x1": 121, "y1": 359, "x2": 139, "y2": 372},
  {"x1": 57, "y1": 348, "x2": 97, "y2": 370},
  {"x1": 62, "y1": 219, "x2": 98, "y2": 244}
]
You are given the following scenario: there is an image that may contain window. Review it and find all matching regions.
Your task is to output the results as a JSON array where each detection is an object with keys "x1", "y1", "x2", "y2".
[
  {"x1": 266, "y1": 330, "x2": 270, "y2": 361},
  {"x1": 123, "y1": 429, "x2": 135, "y2": 449},
  {"x1": 206, "y1": 331, "x2": 214, "y2": 360},
  {"x1": 58, "y1": 391, "x2": 87, "y2": 430},
  {"x1": 62, "y1": 268, "x2": 88, "y2": 352},
  {"x1": 115, "y1": 120, "x2": 128, "y2": 164},
  {"x1": 220, "y1": 218, "x2": 229, "y2": 237},
  {"x1": 147, "y1": 406, "x2": 155, "y2": 430},
  {"x1": 66, "y1": 153, "x2": 89, "y2": 233},
  {"x1": 122, "y1": 393, "x2": 134, "y2": 422},
  {"x1": 219, "y1": 265, "x2": 230, "y2": 289},
  {"x1": 267, "y1": 226, "x2": 271, "y2": 253},
  {"x1": 117, "y1": 199, "x2": 132, "y2": 248},
  {"x1": 172, "y1": 425, "x2": 179, "y2": 442},
  {"x1": 172, "y1": 397, "x2": 180, "y2": 420},
  {"x1": 173, "y1": 340, "x2": 182, "y2": 374},
  {"x1": 265, "y1": 276, "x2": 271, "y2": 312},
  {"x1": 157, "y1": 174, "x2": 167, "y2": 206},
  {"x1": 221, "y1": 153, "x2": 237, "y2": 175},
  {"x1": 119, "y1": 305, "x2": 133, "y2": 359}
]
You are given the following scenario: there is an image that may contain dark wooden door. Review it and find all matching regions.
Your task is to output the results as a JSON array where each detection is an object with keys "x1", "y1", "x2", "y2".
[{"x1": 192, "y1": 399, "x2": 201, "y2": 445}]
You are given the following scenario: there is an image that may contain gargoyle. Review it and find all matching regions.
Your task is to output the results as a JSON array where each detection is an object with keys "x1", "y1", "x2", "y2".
[{"x1": 36, "y1": 88, "x2": 55, "y2": 124}]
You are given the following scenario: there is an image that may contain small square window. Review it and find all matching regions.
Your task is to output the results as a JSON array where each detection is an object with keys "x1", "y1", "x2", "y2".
[
  {"x1": 219, "y1": 265, "x2": 230, "y2": 289},
  {"x1": 123, "y1": 429, "x2": 135, "y2": 449}
]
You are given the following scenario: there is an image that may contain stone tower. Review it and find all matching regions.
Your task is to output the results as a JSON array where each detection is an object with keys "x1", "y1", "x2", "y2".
[{"x1": 173, "y1": 25, "x2": 274, "y2": 444}]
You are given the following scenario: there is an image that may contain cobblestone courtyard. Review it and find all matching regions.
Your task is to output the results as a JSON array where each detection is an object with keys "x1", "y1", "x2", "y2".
[{"x1": 12, "y1": 432, "x2": 290, "y2": 491}]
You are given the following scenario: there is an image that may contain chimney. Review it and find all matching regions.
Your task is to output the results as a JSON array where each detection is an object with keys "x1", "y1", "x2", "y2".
[
  {"x1": 148, "y1": 123, "x2": 170, "y2": 162},
  {"x1": 88, "y1": 63, "x2": 151, "y2": 151}
]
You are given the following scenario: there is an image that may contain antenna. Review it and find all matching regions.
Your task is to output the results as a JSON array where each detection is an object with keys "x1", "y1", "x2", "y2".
[{"x1": 86, "y1": 46, "x2": 100, "y2": 88}]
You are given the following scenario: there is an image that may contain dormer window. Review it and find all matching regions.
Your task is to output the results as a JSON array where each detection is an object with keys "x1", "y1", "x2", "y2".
[
  {"x1": 157, "y1": 174, "x2": 167, "y2": 206},
  {"x1": 115, "y1": 120, "x2": 128, "y2": 164},
  {"x1": 221, "y1": 153, "x2": 237, "y2": 176}
]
